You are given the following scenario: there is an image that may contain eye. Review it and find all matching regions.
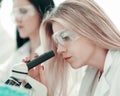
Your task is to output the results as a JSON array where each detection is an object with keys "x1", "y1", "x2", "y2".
[
  {"x1": 19, "y1": 8, "x2": 28, "y2": 14},
  {"x1": 60, "y1": 32, "x2": 71, "y2": 41}
]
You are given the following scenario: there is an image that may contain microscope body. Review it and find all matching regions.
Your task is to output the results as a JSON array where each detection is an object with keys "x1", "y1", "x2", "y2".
[{"x1": 5, "y1": 63, "x2": 47, "y2": 96}]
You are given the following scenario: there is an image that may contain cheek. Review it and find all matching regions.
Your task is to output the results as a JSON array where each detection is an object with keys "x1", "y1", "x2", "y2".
[
  {"x1": 24, "y1": 15, "x2": 40, "y2": 30},
  {"x1": 70, "y1": 39, "x2": 96, "y2": 67},
  {"x1": 31, "y1": 14, "x2": 40, "y2": 28}
]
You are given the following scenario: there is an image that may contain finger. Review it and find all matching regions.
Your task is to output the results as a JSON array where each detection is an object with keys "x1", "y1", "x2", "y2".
[
  {"x1": 22, "y1": 57, "x2": 30, "y2": 63},
  {"x1": 26, "y1": 57, "x2": 31, "y2": 62},
  {"x1": 31, "y1": 53, "x2": 39, "y2": 60},
  {"x1": 33, "y1": 53, "x2": 39, "y2": 57},
  {"x1": 39, "y1": 65, "x2": 46, "y2": 84},
  {"x1": 28, "y1": 66, "x2": 41, "y2": 81}
]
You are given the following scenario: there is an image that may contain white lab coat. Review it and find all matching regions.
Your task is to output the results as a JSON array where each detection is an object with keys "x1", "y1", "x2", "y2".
[
  {"x1": 0, "y1": 22, "x2": 16, "y2": 64},
  {"x1": 79, "y1": 50, "x2": 120, "y2": 96}
]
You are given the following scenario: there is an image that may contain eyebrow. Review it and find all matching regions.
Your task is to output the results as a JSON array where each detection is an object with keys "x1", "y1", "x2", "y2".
[{"x1": 13, "y1": 5, "x2": 35, "y2": 10}]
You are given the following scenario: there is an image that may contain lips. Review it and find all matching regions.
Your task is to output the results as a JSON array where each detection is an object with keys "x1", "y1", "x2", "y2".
[
  {"x1": 18, "y1": 25, "x2": 24, "y2": 29},
  {"x1": 64, "y1": 57, "x2": 72, "y2": 61}
]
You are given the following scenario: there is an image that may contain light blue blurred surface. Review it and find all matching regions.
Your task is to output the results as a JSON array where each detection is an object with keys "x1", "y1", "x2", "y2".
[{"x1": 0, "y1": 84, "x2": 29, "y2": 96}]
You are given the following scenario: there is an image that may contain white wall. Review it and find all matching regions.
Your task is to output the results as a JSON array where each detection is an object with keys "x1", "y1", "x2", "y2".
[
  {"x1": 0, "y1": 0, "x2": 120, "y2": 40},
  {"x1": 95, "y1": 0, "x2": 120, "y2": 31},
  {"x1": 54, "y1": 0, "x2": 65, "y2": 6},
  {"x1": 0, "y1": 0, "x2": 16, "y2": 39}
]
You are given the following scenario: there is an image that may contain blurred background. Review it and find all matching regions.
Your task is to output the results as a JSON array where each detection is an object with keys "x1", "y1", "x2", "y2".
[{"x1": 0, "y1": 0, "x2": 120, "y2": 64}]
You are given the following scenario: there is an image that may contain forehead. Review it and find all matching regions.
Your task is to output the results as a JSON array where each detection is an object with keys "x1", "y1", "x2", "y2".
[
  {"x1": 52, "y1": 22, "x2": 65, "y2": 34},
  {"x1": 13, "y1": 0, "x2": 32, "y2": 7}
]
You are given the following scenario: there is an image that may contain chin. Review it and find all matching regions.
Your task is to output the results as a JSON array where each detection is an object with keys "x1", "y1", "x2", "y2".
[
  {"x1": 19, "y1": 34, "x2": 28, "y2": 38},
  {"x1": 70, "y1": 63, "x2": 83, "y2": 69},
  {"x1": 70, "y1": 64, "x2": 79, "y2": 69},
  {"x1": 18, "y1": 30, "x2": 28, "y2": 38},
  {"x1": 20, "y1": 36, "x2": 28, "y2": 39}
]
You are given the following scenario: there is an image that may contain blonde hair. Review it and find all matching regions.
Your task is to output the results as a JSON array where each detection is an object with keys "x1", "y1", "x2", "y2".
[{"x1": 40, "y1": 0, "x2": 120, "y2": 95}]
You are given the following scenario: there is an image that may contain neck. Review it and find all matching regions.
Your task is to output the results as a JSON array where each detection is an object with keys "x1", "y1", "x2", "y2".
[
  {"x1": 29, "y1": 34, "x2": 40, "y2": 53},
  {"x1": 88, "y1": 47, "x2": 108, "y2": 72}
]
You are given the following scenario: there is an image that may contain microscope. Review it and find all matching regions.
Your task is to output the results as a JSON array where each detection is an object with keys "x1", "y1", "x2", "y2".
[{"x1": 4, "y1": 50, "x2": 55, "y2": 96}]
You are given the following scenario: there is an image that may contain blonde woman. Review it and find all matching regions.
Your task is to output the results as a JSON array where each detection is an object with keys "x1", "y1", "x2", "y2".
[{"x1": 38, "y1": 0, "x2": 120, "y2": 96}]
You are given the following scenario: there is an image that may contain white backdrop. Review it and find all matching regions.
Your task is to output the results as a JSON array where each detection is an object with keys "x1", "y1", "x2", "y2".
[
  {"x1": 95, "y1": 0, "x2": 120, "y2": 31},
  {"x1": 0, "y1": 0, "x2": 120, "y2": 40}
]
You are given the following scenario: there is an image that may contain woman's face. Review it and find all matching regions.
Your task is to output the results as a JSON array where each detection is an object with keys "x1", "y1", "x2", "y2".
[
  {"x1": 52, "y1": 22, "x2": 97, "y2": 69},
  {"x1": 13, "y1": 0, "x2": 41, "y2": 38}
]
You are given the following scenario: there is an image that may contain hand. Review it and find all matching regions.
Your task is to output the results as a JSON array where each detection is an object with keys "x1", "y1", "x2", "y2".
[{"x1": 22, "y1": 53, "x2": 46, "y2": 85}]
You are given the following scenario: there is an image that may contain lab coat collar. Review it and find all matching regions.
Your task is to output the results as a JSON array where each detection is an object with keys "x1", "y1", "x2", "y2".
[{"x1": 94, "y1": 50, "x2": 113, "y2": 96}]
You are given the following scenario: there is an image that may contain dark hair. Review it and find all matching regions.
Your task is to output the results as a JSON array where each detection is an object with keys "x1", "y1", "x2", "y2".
[
  {"x1": 0, "y1": 0, "x2": 2, "y2": 7},
  {"x1": 16, "y1": 0, "x2": 55, "y2": 48},
  {"x1": 29, "y1": 0, "x2": 55, "y2": 19}
]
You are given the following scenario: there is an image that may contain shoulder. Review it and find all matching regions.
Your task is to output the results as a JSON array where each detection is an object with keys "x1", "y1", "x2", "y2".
[
  {"x1": 103, "y1": 50, "x2": 120, "y2": 79},
  {"x1": 109, "y1": 50, "x2": 120, "y2": 57},
  {"x1": 106, "y1": 50, "x2": 120, "y2": 79},
  {"x1": 108, "y1": 50, "x2": 120, "y2": 67},
  {"x1": 111, "y1": 50, "x2": 120, "y2": 63},
  {"x1": 17, "y1": 42, "x2": 30, "y2": 53},
  {"x1": 3, "y1": 42, "x2": 30, "y2": 66}
]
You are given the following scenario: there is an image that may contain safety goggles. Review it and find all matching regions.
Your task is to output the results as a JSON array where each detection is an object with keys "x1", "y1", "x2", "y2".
[
  {"x1": 52, "y1": 29, "x2": 80, "y2": 46},
  {"x1": 13, "y1": 5, "x2": 37, "y2": 18}
]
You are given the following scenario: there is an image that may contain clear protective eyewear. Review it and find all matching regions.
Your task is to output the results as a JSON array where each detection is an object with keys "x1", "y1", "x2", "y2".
[
  {"x1": 52, "y1": 29, "x2": 80, "y2": 46},
  {"x1": 13, "y1": 5, "x2": 37, "y2": 19}
]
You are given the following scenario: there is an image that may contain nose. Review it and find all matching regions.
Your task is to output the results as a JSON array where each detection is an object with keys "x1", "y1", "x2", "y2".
[
  {"x1": 15, "y1": 16, "x2": 22, "y2": 24},
  {"x1": 57, "y1": 44, "x2": 67, "y2": 54}
]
